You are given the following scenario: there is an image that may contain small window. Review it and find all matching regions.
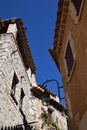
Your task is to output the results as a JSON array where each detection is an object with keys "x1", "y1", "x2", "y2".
[
  {"x1": 20, "y1": 88, "x2": 25, "y2": 109},
  {"x1": 11, "y1": 72, "x2": 19, "y2": 105},
  {"x1": 65, "y1": 41, "x2": 74, "y2": 77},
  {"x1": 42, "y1": 91, "x2": 50, "y2": 106},
  {"x1": 71, "y1": 0, "x2": 82, "y2": 16}
]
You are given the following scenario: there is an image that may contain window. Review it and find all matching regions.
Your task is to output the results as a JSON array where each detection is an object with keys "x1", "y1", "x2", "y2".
[
  {"x1": 42, "y1": 91, "x2": 50, "y2": 106},
  {"x1": 20, "y1": 88, "x2": 25, "y2": 109},
  {"x1": 11, "y1": 72, "x2": 19, "y2": 105},
  {"x1": 71, "y1": 0, "x2": 82, "y2": 16},
  {"x1": 65, "y1": 41, "x2": 74, "y2": 77},
  {"x1": 70, "y1": 0, "x2": 84, "y2": 24}
]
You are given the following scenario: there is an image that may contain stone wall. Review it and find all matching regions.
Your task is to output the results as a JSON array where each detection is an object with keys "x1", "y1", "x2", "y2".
[
  {"x1": 29, "y1": 90, "x2": 68, "y2": 130},
  {"x1": 0, "y1": 21, "x2": 68, "y2": 130},
  {"x1": 0, "y1": 23, "x2": 32, "y2": 128}
]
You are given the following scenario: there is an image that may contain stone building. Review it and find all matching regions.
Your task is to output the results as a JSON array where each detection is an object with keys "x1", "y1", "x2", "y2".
[
  {"x1": 0, "y1": 17, "x2": 68, "y2": 130},
  {"x1": 0, "y1": 18, "x2": 36, "y2": 129},
  {"x1": 29, "y1": 83, "x2": 68, "y2": 130},
  {"x1": 49, "y1": 0, "x2": 87, "y2": 130}
]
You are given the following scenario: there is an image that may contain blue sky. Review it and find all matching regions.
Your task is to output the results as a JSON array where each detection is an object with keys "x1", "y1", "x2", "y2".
[{"x1": 0, "y1": 0, "x2": 64, "y2": 100}]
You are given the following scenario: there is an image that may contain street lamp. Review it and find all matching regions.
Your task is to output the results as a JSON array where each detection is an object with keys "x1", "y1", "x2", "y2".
[{"x1": 42, "y1": 79, "x2": 65, "y2": 104}]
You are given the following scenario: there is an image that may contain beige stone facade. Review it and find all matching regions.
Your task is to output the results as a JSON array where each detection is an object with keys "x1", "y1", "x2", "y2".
[
  {"x1": 30, "y1": 84, "x2": 68, "y2": 130},
  {"x1": 49, "y1": 0, "x2": 87, "y2": 130},
  {"x1": 0, "y1": 18, "x2": 36, "y2": 129}
]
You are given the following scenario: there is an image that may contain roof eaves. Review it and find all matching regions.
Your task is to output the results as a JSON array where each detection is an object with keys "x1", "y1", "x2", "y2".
[
  {"x1": 49, "y1": 0, "x2": 70, "y2": 71},
  {"x1": 31, "y1": 84, "x2": 67, "y2": 113},
  {"x1": 0, "y1": 18, "x2": 36, "y2": 73}
]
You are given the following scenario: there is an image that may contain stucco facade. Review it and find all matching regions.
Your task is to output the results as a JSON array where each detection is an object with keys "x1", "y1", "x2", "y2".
[{"x1": 49, "y1": 0, "x2": 87, "y2": 130}]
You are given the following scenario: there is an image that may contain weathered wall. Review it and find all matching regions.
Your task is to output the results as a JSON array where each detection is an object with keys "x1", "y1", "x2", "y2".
[
  {"x1": 0, "y1": 33, "x2": 23, "y2": 127},
  {"x1": 0, "y1": 23, "x2": 32, "y2": 128},
  {"x1": 29, "y1": 91, "x2": 68, "y2": 130},
  {"x1": 58, "y1": 1, "x2": 87, "y2": 130}
]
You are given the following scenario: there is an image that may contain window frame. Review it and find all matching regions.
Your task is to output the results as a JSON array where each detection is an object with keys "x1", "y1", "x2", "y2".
[
  {"x1": 65, "y1": 41, "x2": 74, "y2": 77},
  {"x1": 69, "y1": 0, "x2": 84, "y2": 24},
  {"x1": 64, "y1": 32, "x2": 76, "y2": 81},
  {"x1": 71, "y1": 0, "x2": 82, "y2": 16}
]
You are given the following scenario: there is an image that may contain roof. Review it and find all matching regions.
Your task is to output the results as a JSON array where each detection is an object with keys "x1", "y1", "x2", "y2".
[
  {"x1": 49, "y1": 0, "x2": 70, "y2": 71},
  {"x1": 31, "y1": 84, "x2": 67, "y2": 113},
  {"x1": 0, "y1": 18, "x2": 36, "y2": 73}
]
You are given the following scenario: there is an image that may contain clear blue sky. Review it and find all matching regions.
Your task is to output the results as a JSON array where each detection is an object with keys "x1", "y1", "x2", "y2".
[{"x1": 0, "y1": 0, "x2": 64, "y2": 100}]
